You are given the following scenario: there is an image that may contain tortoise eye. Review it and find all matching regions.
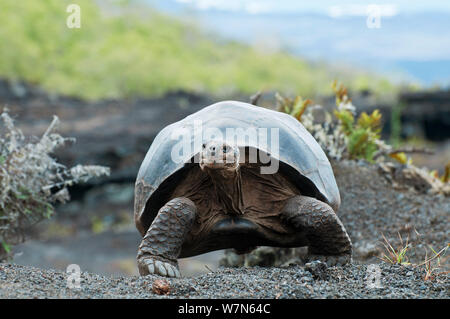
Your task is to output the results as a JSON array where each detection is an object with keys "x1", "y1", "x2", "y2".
[{"x1": 223, "y1": 146, "x2": 229, "y2": 153}]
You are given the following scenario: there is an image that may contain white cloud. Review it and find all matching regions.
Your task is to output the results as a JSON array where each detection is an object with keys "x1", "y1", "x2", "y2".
[
  {"x1": 175, "y1": 0, "x2": 273, "y2": 14},
  {"x1": 328, "y1": 4, "x2": 397, "y2": 18}
]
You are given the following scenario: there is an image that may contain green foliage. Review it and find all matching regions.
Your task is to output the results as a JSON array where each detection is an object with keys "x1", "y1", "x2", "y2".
[
  {"x1": 275, "y1": 93, "x2": 312, "y2": 121},
  {"x1": 0, "y1": 0, "x2": 395, "y2": 100},
  {"x1": 1, "y1": 242, "x2": 11, "y2": 254},
  {"x1": 331, "y1": 82, "x2": 382, "y2": 161},
  {"x1": 333, "y1": 109, "x2": 354, "y2": 134},
  {"x1": 326, "y1": 81, "x2": 381, "y2": 161},
  {"x1": 334, "y1": 108, "x2": 382, "y2": 161},
  {"x1": 276, "y1": 81, "x2": 408, "y2": 163}
]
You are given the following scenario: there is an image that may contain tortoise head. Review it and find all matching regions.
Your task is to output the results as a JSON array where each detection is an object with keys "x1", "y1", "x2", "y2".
[{"x1": 199, "y1": 140, "x2": 240, "y2": 172}]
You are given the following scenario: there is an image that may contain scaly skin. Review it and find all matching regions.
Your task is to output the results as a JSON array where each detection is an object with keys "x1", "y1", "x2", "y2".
[
  {"x1": 281, "y1": 195, "x2": 352, "y2": 266},
  {"x1": 137, "y1": 197, "x2": 196, "y2": 277},
  {"x1": 136, "y1": 140, "x2": 351, "y2": 276}
]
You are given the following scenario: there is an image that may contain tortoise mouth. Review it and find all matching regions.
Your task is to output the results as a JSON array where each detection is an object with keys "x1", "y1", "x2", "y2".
[{"x1": 199, "y1": 156, "x2": 239, "y2": 170}]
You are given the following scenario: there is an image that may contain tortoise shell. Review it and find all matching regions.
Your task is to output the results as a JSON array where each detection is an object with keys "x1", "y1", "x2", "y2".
[{"x1": 134, "y1": 101, "x2": 340, "y2": 235}]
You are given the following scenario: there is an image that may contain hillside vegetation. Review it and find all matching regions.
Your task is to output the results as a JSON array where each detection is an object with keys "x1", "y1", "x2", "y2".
[{"x1": 0, "y1": 0, "x2": 394, "y2": 100}]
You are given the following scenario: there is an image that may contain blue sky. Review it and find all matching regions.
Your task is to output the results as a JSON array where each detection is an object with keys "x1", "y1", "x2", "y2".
[
  {"x1": 146, "y1": 0, "x2": 450, "y2": 85},
  {"x1": 166, "y1": 0, "x2": 450, "y2": 14}
]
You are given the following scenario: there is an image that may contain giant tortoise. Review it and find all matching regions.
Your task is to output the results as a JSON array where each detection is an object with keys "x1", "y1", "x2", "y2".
[{"x1": 134, "y1": 101, "x2": 352, "y2": 277}]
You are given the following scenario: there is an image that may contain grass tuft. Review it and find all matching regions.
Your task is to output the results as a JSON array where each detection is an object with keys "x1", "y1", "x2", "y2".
[{"x1": 380, "y1": 233, "x2": 411, "y2": 266}]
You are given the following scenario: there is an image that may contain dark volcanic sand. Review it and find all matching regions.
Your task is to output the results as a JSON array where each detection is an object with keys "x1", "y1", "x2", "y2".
[
  {"x1": 0, "y1": 262, "x2": 448, "y2": 299},
  {"x1": 3, "y1": 161, "x2": 449, "y2": 299}
]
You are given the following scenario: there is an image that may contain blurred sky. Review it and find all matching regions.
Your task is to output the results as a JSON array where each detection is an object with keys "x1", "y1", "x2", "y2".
[
  {"x1": 162, "y1": 0, "x2": 450, "y2": 15},
  {"x1": 145, "y1": 0, "x2": 450, "y2": 86}
]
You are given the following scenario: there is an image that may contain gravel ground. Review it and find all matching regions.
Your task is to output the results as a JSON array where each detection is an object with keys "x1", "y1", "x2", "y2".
[
  {"x1": 0, "y1": 262, "x2": 448, "y2": 299},
  {"x1": 333, "y1": 160, "x2": 449, "y2": 264},
  {"x1": 2, "y1": 159, "x2": 449, "y2": 299}
]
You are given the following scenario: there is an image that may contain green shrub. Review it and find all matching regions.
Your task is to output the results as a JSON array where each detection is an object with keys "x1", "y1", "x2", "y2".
[
  {"x1": 275, "y1": 81, "x2": 402, "y2": 163},
  {"x1": 0, "y1": 0, "x2": 395, "y2": 100},
  {"x1": 332, "y1": 82, "x2": 382, "y2": 161}
]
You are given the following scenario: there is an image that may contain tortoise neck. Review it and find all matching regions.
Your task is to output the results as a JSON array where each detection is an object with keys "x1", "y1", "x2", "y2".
[{"x1": 207, "y1": 167, "x2": 244, "y2": 215}]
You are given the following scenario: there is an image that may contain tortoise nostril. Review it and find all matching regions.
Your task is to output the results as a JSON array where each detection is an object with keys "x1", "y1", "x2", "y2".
[{"x1": 211, "y1": 151, "x2": 215, "y2": 156}]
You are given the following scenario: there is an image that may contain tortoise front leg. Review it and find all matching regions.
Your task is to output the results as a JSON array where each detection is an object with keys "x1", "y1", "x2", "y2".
[
  {"x1": 281, "y1": 195, "x2": 352, "y2": 266},
  {"x1": 137, "y1": 197, "x2": 196, "y2": 277}
]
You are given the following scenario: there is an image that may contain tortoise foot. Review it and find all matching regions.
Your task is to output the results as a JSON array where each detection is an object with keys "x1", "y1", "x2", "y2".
[
  {"x1": 136, "y1": 197, "x2": 196, "y2": 277},
  {"x1": 138, "y1": 255, "x2": 181, "y2": 278}
]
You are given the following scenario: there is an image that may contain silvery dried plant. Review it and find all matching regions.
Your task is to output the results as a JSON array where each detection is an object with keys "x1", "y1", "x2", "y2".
[
  {"x1": 0, "y1": 110, "x2": 110, "y2": 259},
  {"x1": 299, "y1": 104, "x2": 348, "y2": 161}
]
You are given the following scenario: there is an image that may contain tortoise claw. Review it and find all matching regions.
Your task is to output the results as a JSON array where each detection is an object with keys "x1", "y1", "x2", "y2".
[{"x1": 138, "y1": 257, "x2": 181, "y2": 278}]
